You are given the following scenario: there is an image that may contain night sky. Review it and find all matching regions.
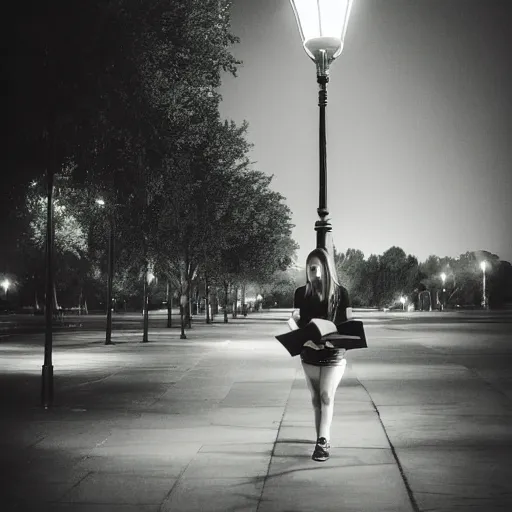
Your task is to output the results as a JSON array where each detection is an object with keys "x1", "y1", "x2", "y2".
[{"x1": 219, "y1": 0, "x2": 512, "y2": 266}]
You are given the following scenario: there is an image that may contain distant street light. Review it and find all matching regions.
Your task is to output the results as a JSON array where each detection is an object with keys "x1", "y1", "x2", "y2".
[
  {"x1": 290, "y1": 0, "x2": 355, "y2": 250},
  {"x1": 1, "y1": 278, "x2": 10, "y2": 299},
  {"x1": 400, "y1": 296, "x2": 406, "y2": 311},
  {"x1": 440, "y1": 272, "x2": 446, "y2": 311},
  {"x1": 480, "y1": 260, "x2": 487, "y2": 309},
  {"x1": 97, "y1": 198, "x2": 115, "y2": 345}
]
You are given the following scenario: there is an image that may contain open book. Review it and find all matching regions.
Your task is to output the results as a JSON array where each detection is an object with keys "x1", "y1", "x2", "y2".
[{"x1": 276, "y1": 318, "x2": 366, "y2": 357}]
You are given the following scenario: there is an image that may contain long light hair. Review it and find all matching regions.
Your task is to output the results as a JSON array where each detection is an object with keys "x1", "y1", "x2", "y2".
[{"x1": 304, "y1": 248, "x2": 340, "y2": 321}]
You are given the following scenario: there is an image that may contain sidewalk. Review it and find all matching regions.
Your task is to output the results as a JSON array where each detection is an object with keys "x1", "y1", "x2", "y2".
[{"x1": 1, "y1": 318, "x2": 511, "y2": 511}]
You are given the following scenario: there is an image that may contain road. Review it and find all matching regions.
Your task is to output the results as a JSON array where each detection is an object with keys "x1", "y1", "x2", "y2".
[{"x1": 0, "y1": 310, "x2": 511, "y2": 511}]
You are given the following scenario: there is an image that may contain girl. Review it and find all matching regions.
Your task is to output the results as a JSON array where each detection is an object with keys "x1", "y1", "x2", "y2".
[{"x1": 291, "y1": 248, "x2": 362, "y2": 461}]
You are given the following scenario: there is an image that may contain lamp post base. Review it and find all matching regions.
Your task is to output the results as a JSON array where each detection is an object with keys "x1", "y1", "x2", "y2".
[{"x1": 41, "y1": 364, "x2": 54, "y2": 408}]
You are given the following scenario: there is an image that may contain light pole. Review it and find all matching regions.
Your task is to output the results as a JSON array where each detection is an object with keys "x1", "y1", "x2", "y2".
[
  {"x1": 440, "y1": 272, "x2": 446, "y2": 310},
  {"x1": 142, "y1": 267, "x2": 155, "y2": 343},
  {"x1": 480, "y1": 260, "x2": 487, "y2": 309},
  {"x1": 96, "y1": 198, "x2": 115, "y2": 345},
  {"x1": 290, "y1": 0, "x2": 355, "y2": 250},
  {"x1": 1, "y1": 278, "x2": 10, "y2": 300},
  {"x1": 400, "y1": 296, "x2": 406, "y2": 311},
  {"x1": 42, "y1": 166, "x2": 55, "y2": 408}
]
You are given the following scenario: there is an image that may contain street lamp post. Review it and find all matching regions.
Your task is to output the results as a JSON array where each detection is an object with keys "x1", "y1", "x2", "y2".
[
  {"x1": 440, "y1": 272, "x2": 446, "y2": 311},
  {"x1": 42, "y1": 166, "x2": 55, "y2": 408},
  {"x1": 400, "y1": 296, "x2": 406, "y2": 311},
  {"x1": 96, "y1": 198, "x2": 115, "y2": 345},
  {"x1": 480, "y1": 260, "x2": 487, "y2": 309},
  {"x1": 290, "y1": 0, "x2": 355, "y2": 250}
]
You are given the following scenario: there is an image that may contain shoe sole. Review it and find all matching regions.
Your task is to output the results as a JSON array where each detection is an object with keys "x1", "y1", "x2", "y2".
[{"x1": 312, "y1": 451, "x2": 330, "y2": 462}]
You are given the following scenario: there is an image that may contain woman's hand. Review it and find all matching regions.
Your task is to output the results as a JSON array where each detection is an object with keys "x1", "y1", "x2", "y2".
[
  {"x1": 303, "y1": 340, "x2": 335, "y2": 350},
  {"x1": 287, "y1": 309, "x2": 300, "y2": 331}
]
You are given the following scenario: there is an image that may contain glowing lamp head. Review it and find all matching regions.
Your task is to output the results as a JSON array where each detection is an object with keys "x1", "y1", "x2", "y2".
[
  {"x1": 290, "y1": 0, "x2": 355, "y2": 76},
  {"x1": 480, "y1": 261, "x2": 487, "y2": 272}
]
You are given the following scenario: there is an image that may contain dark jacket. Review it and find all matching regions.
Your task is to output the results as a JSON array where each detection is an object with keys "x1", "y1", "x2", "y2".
[{"x1": 293, "y1": 285, "x2": 350, "y2": 327}]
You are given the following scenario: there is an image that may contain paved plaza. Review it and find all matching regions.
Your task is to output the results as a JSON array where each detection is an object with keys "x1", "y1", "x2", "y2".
[{"x1": 1, "y1": 310, "x2": 511, "y2": 511}]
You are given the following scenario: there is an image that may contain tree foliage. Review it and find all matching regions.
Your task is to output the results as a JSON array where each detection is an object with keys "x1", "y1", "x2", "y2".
[
  {"x1": 5, "y1": 0, "x2": 299, "y2": 315},
  {"x1": 333, "y1": 246, "x2": 511, "y2": 309}
]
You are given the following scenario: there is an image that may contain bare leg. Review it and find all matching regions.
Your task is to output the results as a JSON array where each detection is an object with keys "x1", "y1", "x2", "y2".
[
  {"x1": 301, "y1": 362, "x2": 321, "y2": 438},
  {"x1": 318, "y1": 359, "x2": 347, "y2": 442}
]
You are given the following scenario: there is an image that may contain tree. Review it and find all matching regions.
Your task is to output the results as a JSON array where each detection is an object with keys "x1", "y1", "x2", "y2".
[
  {"x1": 213, "y1": 169, "x2": 298, "y2": 318},
  {"x1": 334, "y1": 246, "x2": 421, "y2": 308},
  {"x1": 257, "y1": 270, "x2": 297, "y2": 308},
  {"x1": 18, "y1": 173, "x2": 96, "y2": 311},
  {"x1": 489, "y1": 260, "x2": 512, "y2": 308},
  {"x1": 372, "y1": 247, "x2": 411, "y2": 307},
  {"x1": 335, "y1": 248, "x2": 366, "y2": 306}
]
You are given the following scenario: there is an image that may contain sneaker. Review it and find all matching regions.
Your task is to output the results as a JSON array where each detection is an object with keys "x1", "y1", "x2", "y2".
[{"x1": 312, "y1": 437, "x2": 330, "y2": 462}]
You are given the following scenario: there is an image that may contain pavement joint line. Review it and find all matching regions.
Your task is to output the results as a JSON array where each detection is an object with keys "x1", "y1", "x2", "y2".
[
  {"x1": 356, "y1": 377, "x2": 421, "y2": 512},
  {"x1": 255, "y1": 367, "x2": 298, "y2": 512},
  {"x1": 157, "y1": 447, "x2": 200, "y2": 511},
  {"x1": 58, "y1": 470, "x2": 95, "y2": 504}
]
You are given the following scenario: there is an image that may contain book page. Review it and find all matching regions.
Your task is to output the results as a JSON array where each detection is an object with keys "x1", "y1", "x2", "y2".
[
  {"x1": 287, "y1": 317, "x2": 300, "y2": 331},
  {"x1": 308, "y1": 318, "x2": 338, "y2": 337}
]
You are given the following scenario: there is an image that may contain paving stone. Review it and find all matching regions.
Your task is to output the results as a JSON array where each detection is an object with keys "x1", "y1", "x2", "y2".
[
  {"x1": 160, "y1": 477, "x2": 263, "y2": 512},
  {"x1": 199, "y1": 442, "x2": 273, "y2": 455},
  {"x1": 127, "y1": 412, "x2": 212, "y2": 429},
  {"x1": 380, "y1": 407, "x2": 512, "y2": 447},
  {"x1": 258, "y1": 464, "x2": 413, "y2": 512},
  {"x1": 221, "y1": 381, "x2": 293, "y2": 408},
  {"x1": 4, "y1": 481, "x2": 75, "y2": 505},
  {"x1": 74, "y1": 454, "x2": 186, "y2": 478},
  {"x1": 354, "y1": 362, "x2": 473, "y2": 381},
  {"x1": 180, "y1": 451, "x2": 271, "y2": 479},
  {"x1": 60, "y1": 473, "x2": 176, "y2": 505},
  {"x1": 208, "y1": 406, "x2": 283, "y2": 428},
  {"x1": 397, "y1": 447, "x2": 512, "y2": 512},
  {"x1": 361, "y1": 378, "x2": 508, "y2": 407},
  {"x1": 42, "y1": 505, "x2": 159, "y2": 512}
]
